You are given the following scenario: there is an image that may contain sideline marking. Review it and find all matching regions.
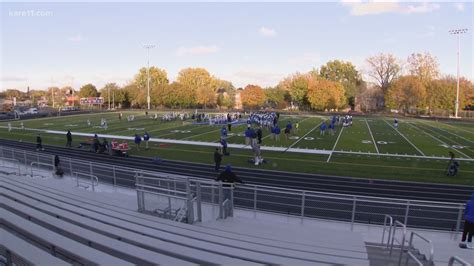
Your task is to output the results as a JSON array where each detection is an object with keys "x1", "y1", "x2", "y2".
[{"x1": 365, "y1": 119, "x2": 379, "y2": 154}]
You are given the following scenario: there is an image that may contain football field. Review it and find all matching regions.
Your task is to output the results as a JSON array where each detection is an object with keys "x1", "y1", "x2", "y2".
[{"x1": 1, "y1": 111, "x2": 473, "y2": 185}]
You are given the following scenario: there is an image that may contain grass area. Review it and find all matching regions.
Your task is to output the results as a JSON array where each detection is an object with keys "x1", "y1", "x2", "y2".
[{"x1": 1, "y1": 111, "x2": 473, "y2": 185}]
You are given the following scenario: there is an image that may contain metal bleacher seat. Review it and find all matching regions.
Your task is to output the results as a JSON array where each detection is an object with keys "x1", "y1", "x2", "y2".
[{"x1": 1, "y1": 173, "x2": 371, "y2": 265}]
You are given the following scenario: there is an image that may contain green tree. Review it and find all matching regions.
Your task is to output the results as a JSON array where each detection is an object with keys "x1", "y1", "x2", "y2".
[
  {"x1": 264, "y1": 87, "x2": 288, "y2": 109},
  {"x1": 134, "y1": 67, "x2": 169, "y2": 89},
  {"x1": 319, "y1": 60, "x2": 362, "y2": 109},
  {"x1": 100, "y1": 83, "x2": 120, "y2": 108},
  {"x1": 278, "y1": 73, "x2": 309, "y2": 108},
  {"x1": 386, "y1": 76, "x2": 426, "y2": 113},
  {"x1": 177, "y1": 68, "x2": 214, "y2": 107},
  {"x1": 78, "y1": 84, "x2": 98, "y2": 98}
]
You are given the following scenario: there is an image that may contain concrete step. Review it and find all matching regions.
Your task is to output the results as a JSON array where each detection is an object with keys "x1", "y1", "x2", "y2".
[{"x1": 365, "y1": 243, "x2": 430, "y2": 266}]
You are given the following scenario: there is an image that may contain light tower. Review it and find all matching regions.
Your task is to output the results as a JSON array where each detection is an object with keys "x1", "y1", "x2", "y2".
[
  {"x1": 143, "y1": 43, "x2": 156, "y2": 110},
  {"x1": 448, "y1": 28, "x2": 468, "y2": 118}
]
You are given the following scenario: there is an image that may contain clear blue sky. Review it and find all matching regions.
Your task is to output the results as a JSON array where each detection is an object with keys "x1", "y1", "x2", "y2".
[{"x1": 1, "y1": 1, "x2": 472, "y2": 91}]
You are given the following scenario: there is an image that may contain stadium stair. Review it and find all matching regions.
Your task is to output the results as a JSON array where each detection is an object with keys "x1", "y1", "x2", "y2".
[{"x1": 364, "y1": 243, "x2": 432, "y2": 266}]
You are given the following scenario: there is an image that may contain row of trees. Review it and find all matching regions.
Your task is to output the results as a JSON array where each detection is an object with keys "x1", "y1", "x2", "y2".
[{"x1": 3, "y1": 52, "x2": 473, "y2": 113}]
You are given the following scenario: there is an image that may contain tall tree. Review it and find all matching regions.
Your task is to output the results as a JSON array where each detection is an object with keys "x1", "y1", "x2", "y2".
[
  {"x1": 386, "y1": 76, "x2": 426, "y2": 113},
  {"x1": 319, "y1": 60, "x2": 363, "y2": 109},
  {"x1": 264, "y1": 87, "x2": 288, "y2": 109},
  {"x1": 100, "y1": 83, "x2": 120, "y2": 108},
  {"x1": 240, "y1": 85, "x2": 266, "y2": 109},
  {"x1": 78, "y1": 84, "x2": 98, "y2": 98},
  {"x1": 177, "y1": 68, "x2": 214, "y2": 107},
  {"x1": 366, "y1": 53, "x2": 402, "y2": 96},
  {"x1": 278, "y1": 73, "x2": 309, "y2": 108},
  {"x1": 407, "y1": 52, "x2": 439, "y2": 83},
  {"x1": 134, "y1": 67, "x2": 169, "y2": 89},
  {"x1": 307, "y1": 78, "x2": 346, "y2": 110}
]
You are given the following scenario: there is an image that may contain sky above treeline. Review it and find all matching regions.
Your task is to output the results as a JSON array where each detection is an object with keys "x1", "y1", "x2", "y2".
[{"x1": 1, "y1": 1, "x2": 472, "y2": 91}]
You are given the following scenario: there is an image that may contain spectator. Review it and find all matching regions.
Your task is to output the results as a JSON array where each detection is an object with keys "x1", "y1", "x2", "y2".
[
  {"x1": 216, "y1": 164, "x2": 243, "y2": 200},
  {"x1": 66, "y1": 130, "x2": 72, "y2": 148},
  {"x1": 220, "y1": 138, "x2": 229, "y2": 156},
  {"x1": 134, "y1": 134, "x2": 142, "y2": 151},
  {"x1": 92, "y1": 134, "x2": 100, "y2": 153},
  {"x1": 143, "y1": 131, "x2": 150, "y2": 150},
  {"x1": 460, "y1": 193, "x2": 474, "y2": 248},
  {"x1": 256, "y1": 126, "x2": 263, "y2": 144},
  {"x1": 54, "y1": 155, "x2": 64, "y2": 177},
  {"x1": 36, "y1": 134, "x2": 44, "y2": 151},
  {"x1": 213, "y1": 147, "x2": 223, "y2": 171}
]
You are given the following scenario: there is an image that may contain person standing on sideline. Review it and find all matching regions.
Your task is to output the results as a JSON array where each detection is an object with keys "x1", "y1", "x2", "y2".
[
  {"x1": 274, "y1": 124, "x2": 281, "y2": 141},
  {"x1": 54, "y1": 155, "x2": 64, "y2": 177},
  {"x1": 320, "y1": 122, "x2": 327, "y2": 136},
  {"x1": 213, "y1": 147, "x2": 223, "y2": 171},
  {"x1": 36, "y1": 134, "x2": 44, "y2": 151},
  {"x1": 143, "y1": 131, "x2": 150, "y2": 150},
  {"x1": 220, "y1": 138, "x2": 229, "y2": 156},
  {"x1": 134, "y1": 133, "x2": 142, "y2": 151},
  {"x1": 460, "y1": 193, "x2": 474, "y2": 248},
  {"x1": 66, "y1": 130, "x2": 72, "y2": 148},
  {"x1": 256, "y1": 126, "x2": 263, "y2": 144},
  {"x1": 216, "y1": 164, "x2": 243, "y2": 200}
]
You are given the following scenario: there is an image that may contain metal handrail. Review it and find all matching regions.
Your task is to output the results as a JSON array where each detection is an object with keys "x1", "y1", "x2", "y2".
[
  {"x1": 381, "y1": 215, "x2": 394, "y2": 248},
  {"x1": 72, "y1": 172, "x2": 99, "y2": 191},
  {"x1": 448, "y1": 256, "x2": 472, "y2": 266},
  {"x1": 136, "y1": 188, "x2": 189, "y2": 201},
  {"x1": 135, "y1": 183, "x2": 188, "y2": 196},
  {"x1": 406, "y1": 231, "x2": 434, "y2": 266},
  {"x1": 30, "y1": 162, "x2": 54, "y2": 178},
  {"x1": 0, "y1": 157, "x2": 21, "y2": 175},
  {"x1": 389, "y1": 220, "x2": 407, "y2": 266}
]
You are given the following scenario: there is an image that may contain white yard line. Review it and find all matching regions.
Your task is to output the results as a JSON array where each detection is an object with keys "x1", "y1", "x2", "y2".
[
  {"x1": 438, "y1": 122, "x2": 474, "y2": 135},
  {"x1": 383, "y1": 120, "x2": 426, "y2": 156},
  {"x1": 364, "y1": 119, "x2": 379, "y2": 154},
  {"x1": 326, "y1": 126, "x2": 344, "y2": 162},
  {"x1": 284, "y1": 119, "x2": 323, "y2": 152},
  {"x1": 423, "y1": 122, "x2": 474, "y2": 144},
  {"x1": 180, "y1": 127, "x2": 223, "y2": 140},
  {"x1": 409, "y1": 123, "x2": 472, "y2": 159}
]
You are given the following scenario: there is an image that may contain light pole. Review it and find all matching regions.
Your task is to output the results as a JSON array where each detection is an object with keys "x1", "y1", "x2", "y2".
[
  {"x1": 448, "y1": 28, "x2": 468, "y2": 118},
  {"x1": 143, "y1": 43, "x2": 156, "y2": 110}
]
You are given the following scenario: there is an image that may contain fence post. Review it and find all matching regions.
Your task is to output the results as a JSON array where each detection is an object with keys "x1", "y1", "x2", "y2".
[
  {"x1": 112, "y1": 165, "x2": 117, "y2": 187},
  {"x1": 229, "y1": 185, "x2": 234, "y2": 217},
  {"x1": 89, "y1": 162, "x2": 93, "y2": 178},
  {"x1": 218, "y1": 183, "x2": 223, "y2": 219},
  {"x1": 404, "y1": 201, "x2": 410, "y2": 226},
  {"x1": 196, "y1": 182, "x2": 202, "y2": 222},
  {"x1": 253, "y1": 187, "x2": 257, "y2": 211},
  {"x1": 23, "y1": 150, "x2": 27, "y2": 169},
  {"x1": 301, "y1": 191, "x2": 306, "y2": 222},
  {"x1": 351, "y1": 196, "x2": 357, "y2": 231},
  {"x1": 455, "y1": 204, "x2": 463, "y2": 237},
  {"x1": 69, "y1": 158, "x2": 73, "y2": 177},
  {"x1": 186, "y1": 179, "x2": 193, "y2": 224}
]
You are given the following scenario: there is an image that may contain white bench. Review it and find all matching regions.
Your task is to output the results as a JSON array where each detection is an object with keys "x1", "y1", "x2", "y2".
[
  {"x1": 1, "y1": 209, "x2": 133, "y2": 266},
  {"x1": 0, "y1": 228, "x2": 69, "y2": 266},
  {"x1": 2, "y1": 175, "x2": 370, "y2": 265}
]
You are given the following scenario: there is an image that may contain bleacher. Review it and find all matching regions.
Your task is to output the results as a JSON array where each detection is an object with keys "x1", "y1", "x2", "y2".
[{"x1": 0, "y1": 172, "x2": 372, "y2": 265}]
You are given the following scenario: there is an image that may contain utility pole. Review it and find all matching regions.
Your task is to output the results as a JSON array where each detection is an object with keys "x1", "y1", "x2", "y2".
[
  {"x1": 143, "y1": 43, "x2": 156, "y2": 110},
  {"x1": 448, "y1": 28, "x2": 468, "y2": 118}
]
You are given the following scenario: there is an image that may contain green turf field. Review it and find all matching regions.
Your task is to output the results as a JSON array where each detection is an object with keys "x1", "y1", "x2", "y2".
[{"x1": 1, "y1": 111, "x2": 473, "y2": 185}]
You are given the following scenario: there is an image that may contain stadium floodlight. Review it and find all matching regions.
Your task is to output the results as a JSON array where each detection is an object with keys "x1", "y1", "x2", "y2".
[
  {"x1": 448, "y1": 28, "x2": 468, "y2": 118},
  {"x1": 143, "y1": 43, "x2": 156, "y2": 110}
]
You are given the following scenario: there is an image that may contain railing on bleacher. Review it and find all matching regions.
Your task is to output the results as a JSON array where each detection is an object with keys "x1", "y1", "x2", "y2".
[
  {"x1": 0, "y1": 145, "x2": 466, "y2": 232},
  {"x1": 448, "y1": 256, "x2": 472, "y2": 266}
]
